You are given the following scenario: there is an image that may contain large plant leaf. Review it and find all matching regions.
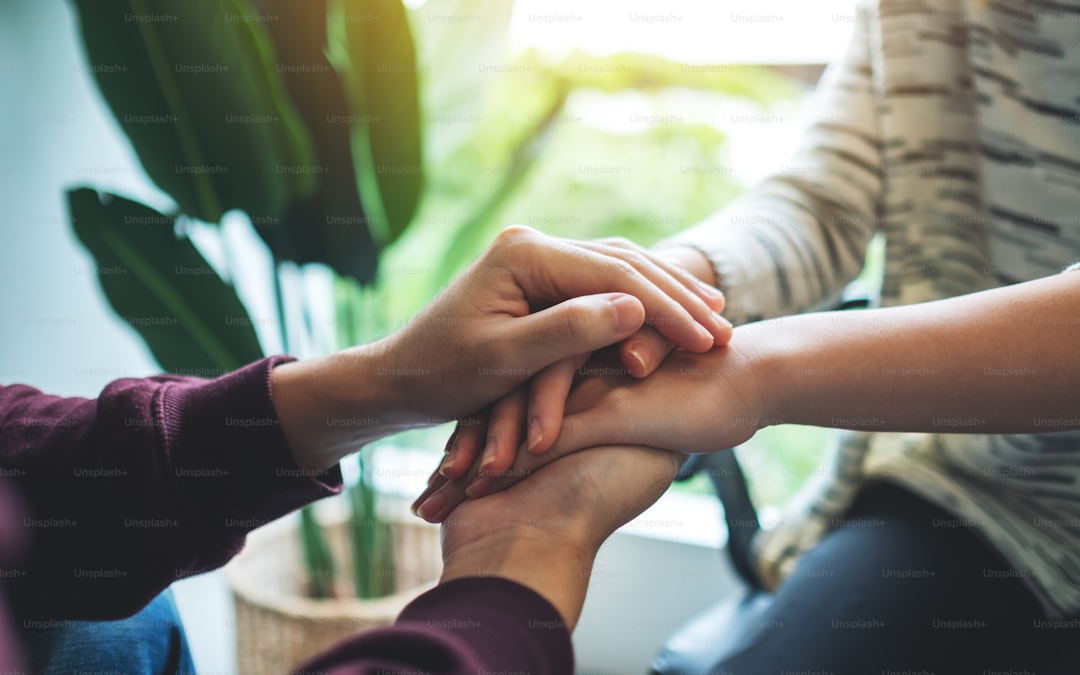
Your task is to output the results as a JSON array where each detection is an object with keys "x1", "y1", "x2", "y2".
[
  {"x1": 349, "y1": 455, "x2": 396, "y2": 599},
  {"x1": 299, "y1": 506, "x2": 337, "y2": 599},
  {"x1": 68, "y1": 188, "x2": 265, "y2": 374},
  {"x1": 70, "y1": 0, "x2": 317, "y2": 223},
  {"x1": 330, "y1": 0, "x2": 424, "y2": 245},
  {"x1": 249, "y1": 0, "x2": 379, "y2": 285}
]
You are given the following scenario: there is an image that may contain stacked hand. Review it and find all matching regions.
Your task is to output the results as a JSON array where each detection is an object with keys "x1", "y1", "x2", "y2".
[
  {"x1": 434, "y1": 243, "x2": 727, "y2": 483},
  {"x1": 272, "y1": 226, "x2": 730, "y2": 471},
  {"x1": 413, "y1": 342, "x2": 764, "y2": 523},
  {"x1": 439, "y1": 442, "x2": 685, "y2": 626}
]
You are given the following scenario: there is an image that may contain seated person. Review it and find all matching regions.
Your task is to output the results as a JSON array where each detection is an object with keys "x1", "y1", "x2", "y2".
[{"x1": 0, "y1": 226, "x2": 729, "y2": 673}]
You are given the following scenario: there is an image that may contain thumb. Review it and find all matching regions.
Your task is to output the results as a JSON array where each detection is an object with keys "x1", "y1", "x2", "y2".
[{"x1": 501, "y1": 293, "x2": 645, "y2": 372}]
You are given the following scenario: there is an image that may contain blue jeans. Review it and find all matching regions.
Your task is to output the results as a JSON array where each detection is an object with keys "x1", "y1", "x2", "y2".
[{"x1": 19, "y1": 589, "x2": 196, "y2": 674}]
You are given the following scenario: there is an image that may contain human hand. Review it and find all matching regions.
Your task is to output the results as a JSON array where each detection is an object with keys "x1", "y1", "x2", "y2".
[
  {"x1": 436, "y1": 244, "x2": 724, "y2": 480},
  {"x1": 383, "y1": 228, "x2": 729, "y2": 421},
  {"x1": 415, "y1": 331, "x2": 765, "y2": 516},
  {"x1": 272, "y1": 227, "x2": 728, "y2": 469},
  {"x1": 438, "y1": 443, "x2": 684, "y2": 627},
  {"x1": 416, "y1": 332, "x2": 764, "y2": 516}
]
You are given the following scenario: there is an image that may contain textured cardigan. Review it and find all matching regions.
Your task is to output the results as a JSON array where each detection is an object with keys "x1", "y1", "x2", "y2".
[{"x1": 663, "y1": 0, "x2": 1080, "y2": 616}]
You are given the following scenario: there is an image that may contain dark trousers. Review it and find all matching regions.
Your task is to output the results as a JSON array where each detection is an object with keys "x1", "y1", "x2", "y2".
[{"x1": 718, "y1": 483, "x2": 1079, "y2": 675}]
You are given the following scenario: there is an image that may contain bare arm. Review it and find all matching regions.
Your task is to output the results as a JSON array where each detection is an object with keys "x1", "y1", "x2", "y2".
[
  {"x1": 756, "y1": 270, "x2": 1080, "y2": 434},
  {"x1": 417, "y1": 270, "x2": 1080, "y2": 512}
]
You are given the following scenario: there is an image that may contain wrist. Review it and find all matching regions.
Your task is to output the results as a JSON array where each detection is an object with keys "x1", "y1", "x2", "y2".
[
  {"x1": 724, "y1": 322, "x2": 784, "y2": 431},
  {"x1": 270, "y1": 341, "x2": 415, "y2": 470},
  {"x1": 441, "y1": 527, "x2": 595, "y2": 629},
  {"x1": 654, "y1": 245, "x2": 718, "y2": 288}
]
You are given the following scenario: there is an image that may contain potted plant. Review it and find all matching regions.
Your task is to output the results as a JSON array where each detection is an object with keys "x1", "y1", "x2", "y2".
[{"x1": 64, "y1": 0, "x2": 437, "y2": 670}]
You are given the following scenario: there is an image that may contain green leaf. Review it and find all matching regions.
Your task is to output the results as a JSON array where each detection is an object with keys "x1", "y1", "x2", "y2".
[
  {"x1": 330, "y1": 0, "x2": 424, "y2": 245},
  {"x1": 67, "y1": 188, "x2": 265, "y2": 374},
  {"x1": 348, "y1": 454, "x2": 396, "y2": 599},
  {"x1": 69, "y1": 0, "x2": 317, "y2": 223},
  {"x1": 249, "y1": 0, "x2": 379, "y2": 284},
  {"x1": 299, "y1": 506, "x2": 337, "y2": 599}
]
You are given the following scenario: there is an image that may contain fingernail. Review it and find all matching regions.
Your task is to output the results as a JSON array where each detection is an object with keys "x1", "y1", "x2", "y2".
[
  {"x1": 697, "y1": 278, "x2": 724, "y2": 300},
  {"x1": 443, "y1": 428, "x2": 460, "y2": 455},
  {"x1": 712, "y1": 312, "x2": 732, "y2": 334},
  {"x1": 696, "y1": 322, "x2": 715, "y2": 346},
  {"x1": 479, "y1": 440, "x2": 497, "y2": 475},
  {"x1": 437, "y1": 450, "x2": 457, "y2": 477},
  {"x1": 610, "y1": 294, "x2": 642, "y2": 333},
  {"x1": 466, "y1": 477, "x2": 492, "y2": 499},
  {"x1": 626, "y1": 345, "x2": 648, "y2": 377},
  {"x1": 415, "y1": 493, "x2": 446, "y2": 522},
  {"x1": 527, "y1": 416, "x2": 543, "y2": 453}
]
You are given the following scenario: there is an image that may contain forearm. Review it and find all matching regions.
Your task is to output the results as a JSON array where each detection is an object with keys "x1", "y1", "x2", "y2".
[
  {"x1": 1, "y1": 358, "x2": 342, "y2": 620},
  {"x1": 271, "y1": 341, "x2": 422, "y2": 470},
  {"x1": 440, "y1": 530, "x2": 593, "y2": 631},
  {"x1": 751, "y1": 272, "x2": 1080, "y2": 433}
]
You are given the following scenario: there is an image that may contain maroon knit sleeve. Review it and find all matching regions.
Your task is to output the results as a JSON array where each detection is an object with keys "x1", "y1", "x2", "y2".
[
  {"x1": 299, "y1": 577, "x2": 575, "y2": 674},
  {"x1": 0, "y1": 357, "x2": 342, "y2": 620}
]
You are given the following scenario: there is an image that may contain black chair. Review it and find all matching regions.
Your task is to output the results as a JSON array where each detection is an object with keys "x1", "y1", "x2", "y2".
[{"x1": 648, "y1": 451, "x2": 774, "y2": 674}]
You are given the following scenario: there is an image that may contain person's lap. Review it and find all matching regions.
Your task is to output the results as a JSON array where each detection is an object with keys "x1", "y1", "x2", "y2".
[
  {"x1": 19, "y1": 588, "x2": 195, "y2": 674},
  {"x1": 718, "y1": 482, "x2": 1075, "y2": 674}
]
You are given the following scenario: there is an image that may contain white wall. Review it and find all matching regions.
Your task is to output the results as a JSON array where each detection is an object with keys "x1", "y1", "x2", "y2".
[{"x1": 0, "y1": 0, "x2": 165, "y2": 396}]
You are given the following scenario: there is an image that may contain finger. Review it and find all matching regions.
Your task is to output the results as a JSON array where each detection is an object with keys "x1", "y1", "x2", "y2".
[
  {"x1": 412, "y1": 471, "x2": 449, "y2": 517},
  {"x1": 544, "y1": 406, "x2": 632, "y2": 461},
  {"x1": 525, "y1": 354, "x2": 588, "y2": 454},
  {"x1": 618, "y1": 325, "x2": 677, "y2": 379},
  {"x1": 468, "y1": 436, "x2": 578, "y2": 502},
  {"x1": 414, "y1": 476, "x2": 469, "y2": 523},
  {"x1": 418, "y1": 439, "x2": 580, "y2": 523},
  {"x1": 439, "y1": 417, "x2": 486, "y2": 481},
  {"x1": 494, "y1": 292, "x2": 645, "y2": 372},
  {"x1": 594, "y1": 237, "x2": 726, "y2": 314},
  {"x1": 495, "y1": 227, "x2": 727, "y2": 355},
  {"x1": 573, "y1": 240, "x2": 730, "y2": 351},
  {"x1": 478, "y1": 387, "x2": 528, "y2": 477}
]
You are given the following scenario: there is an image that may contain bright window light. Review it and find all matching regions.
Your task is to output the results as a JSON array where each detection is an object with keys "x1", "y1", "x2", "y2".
[{"x1": 509, "y1": 0, "x2": 859, "y2": 64}]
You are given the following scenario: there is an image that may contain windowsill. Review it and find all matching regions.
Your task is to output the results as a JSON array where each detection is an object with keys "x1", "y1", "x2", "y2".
[
  {"x1": 365, "y1": 440, "x2": 729, "y2": 549},
  {"x1": 620, "y1": 489, "x2": 725, "y2": 549}
]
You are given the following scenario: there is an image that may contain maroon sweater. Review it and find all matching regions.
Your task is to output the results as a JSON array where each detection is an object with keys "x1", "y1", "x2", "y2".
[{"x1": 0, "y1": 357, "x2": 573, "y2": 674}]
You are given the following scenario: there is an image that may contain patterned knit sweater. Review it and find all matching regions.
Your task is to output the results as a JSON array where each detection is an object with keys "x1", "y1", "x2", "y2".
[{"x1": 664, "y1": 0, "x2": 1080, "y2": 616}]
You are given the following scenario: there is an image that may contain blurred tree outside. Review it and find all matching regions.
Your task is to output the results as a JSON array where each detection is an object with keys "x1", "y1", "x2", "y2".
[{"x1": 364, "y1": 15, "x2": 866, "y2": 509}]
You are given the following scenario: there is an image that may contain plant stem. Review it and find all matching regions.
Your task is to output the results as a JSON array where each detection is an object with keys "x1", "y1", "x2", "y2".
[{"x1": 299, "y1": 507, "x2": 336, "y2": 599}]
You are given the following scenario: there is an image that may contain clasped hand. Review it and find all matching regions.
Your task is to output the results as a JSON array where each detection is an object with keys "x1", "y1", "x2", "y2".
[{"x1": 414, "y1": 331, "x2": 767, "y2": 524}]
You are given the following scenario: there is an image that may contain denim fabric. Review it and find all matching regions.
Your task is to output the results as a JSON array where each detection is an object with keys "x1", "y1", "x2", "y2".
[{"x1": 19, "y1": 589, "x2": 196, "y2": 674}]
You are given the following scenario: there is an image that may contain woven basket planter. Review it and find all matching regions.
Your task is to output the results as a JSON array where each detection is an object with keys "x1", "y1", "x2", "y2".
[{"x1": 226, "y1": 514, "x2": 442, "y2": 674}]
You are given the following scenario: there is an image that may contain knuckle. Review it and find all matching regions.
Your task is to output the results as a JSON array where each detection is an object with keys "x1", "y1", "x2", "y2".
[
  {"x1": 487, "y1": 225, "x2": 537, "y2": 262},
  {"x1": 605, "y1": 257, "x2": 640, "y2": 282},
  {"x1": 560, "y1": 303, "x2": 594, "y2": 342},
  {"x1": 496, "y1": 224, "x2": 534, "y2": 242},
  {"x1": 598, "y1": 236, "x2": 635, "y2": 249}
]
